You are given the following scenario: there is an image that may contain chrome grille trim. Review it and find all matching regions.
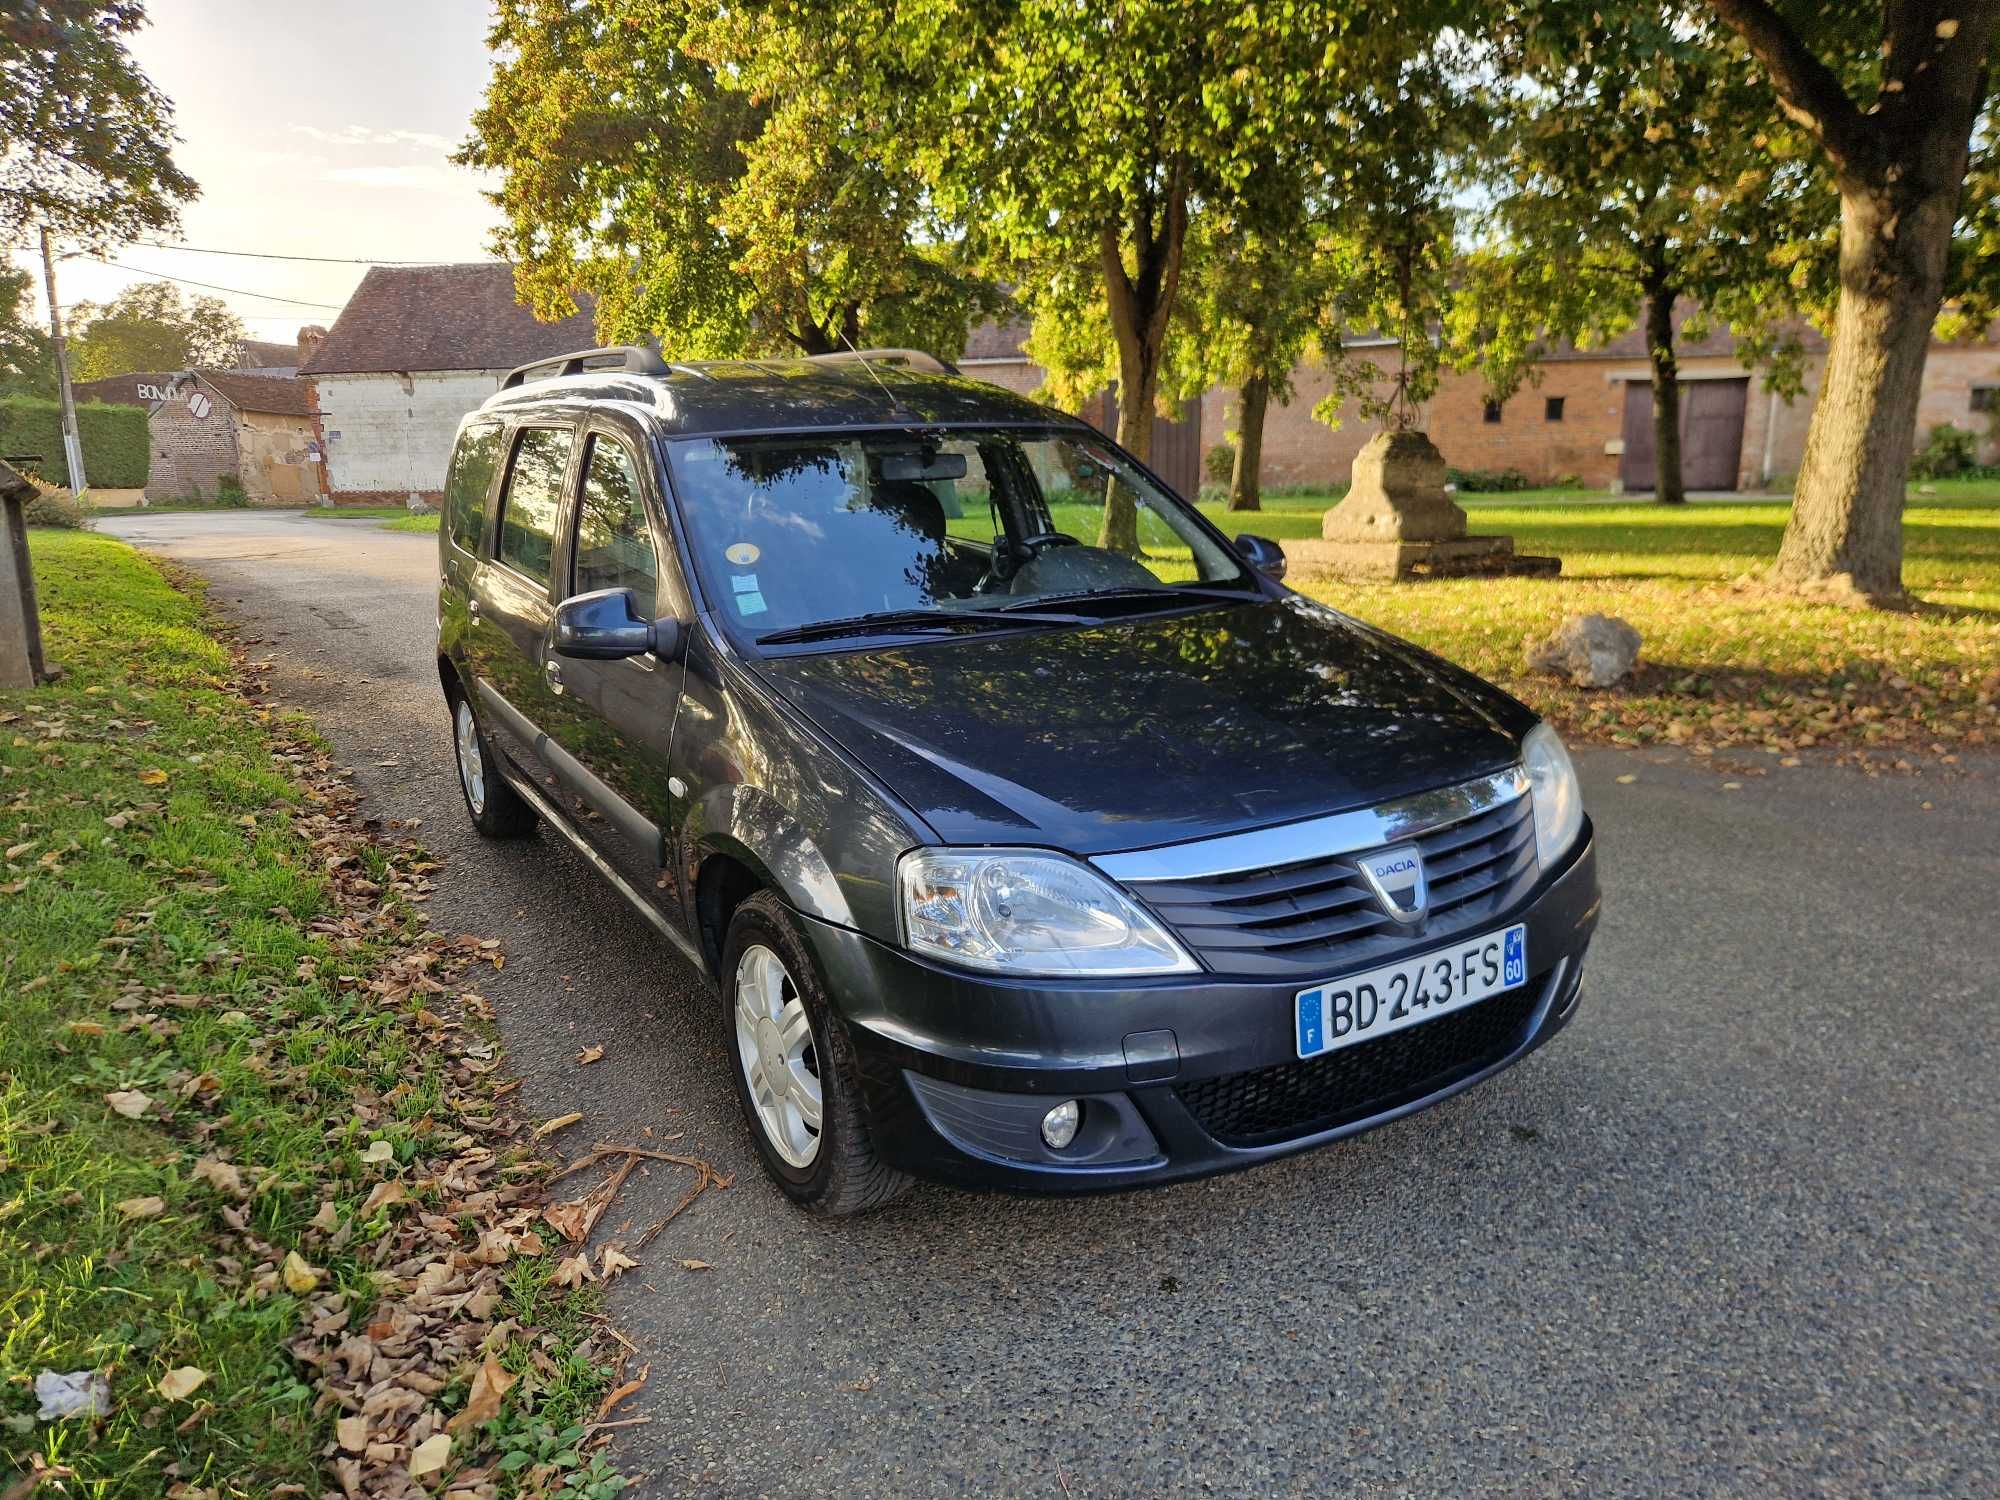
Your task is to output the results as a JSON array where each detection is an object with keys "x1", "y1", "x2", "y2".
[
  {"x1": 1101, "y1": 770, "x2": 1541, "y2": 980},
  {"x1": 1090, "y1": 766, "x2": 1529, "y2": 883}
]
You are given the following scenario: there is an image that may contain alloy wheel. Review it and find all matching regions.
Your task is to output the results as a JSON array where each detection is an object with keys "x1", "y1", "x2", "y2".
[
  {"x1": 733, "y1": 943, "x2": 823, "y2": 1168},
  {"x1": 454, "y1": 698, "x2": 486, "y2": 815}
]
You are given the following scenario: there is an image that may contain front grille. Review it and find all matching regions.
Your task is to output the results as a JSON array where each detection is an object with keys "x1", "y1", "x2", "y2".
[
  {"x1": 1125, "y1": 791, "x2": 1537, "y2": 979},
  {"x1": 1176, "y1": 979, "x2": 1544, "y2": 1146}
]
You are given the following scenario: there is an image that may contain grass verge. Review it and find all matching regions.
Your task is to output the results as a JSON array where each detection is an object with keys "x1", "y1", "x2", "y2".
[
  {"x1": 381, "y1": 513, "x2": 441, "y2": 534},
  {"x1": 2, "y1": 531, "x2": 630, "y2": 1497}
]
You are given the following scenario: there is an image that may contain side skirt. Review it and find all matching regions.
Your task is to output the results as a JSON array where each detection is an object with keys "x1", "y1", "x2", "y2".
[{"x1": 494, "y1": 764, "x2": 710, "y2": 975}]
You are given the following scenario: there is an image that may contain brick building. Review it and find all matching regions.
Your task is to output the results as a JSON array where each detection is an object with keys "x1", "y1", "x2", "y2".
[
  {"x1": 963, "y1": 310, "x2": 2000, "y2": 494},
  {"x1": 74, "y1": 368, "x2": 324, "y2": 504},
  {"x1": 300, "y1": 264, "x2": 595, "y2": 504}
]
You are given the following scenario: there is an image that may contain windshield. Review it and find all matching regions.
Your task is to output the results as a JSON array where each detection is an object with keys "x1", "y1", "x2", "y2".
[{"x1": 663, "y1": 427, "x2": 1255, "y2": 644}]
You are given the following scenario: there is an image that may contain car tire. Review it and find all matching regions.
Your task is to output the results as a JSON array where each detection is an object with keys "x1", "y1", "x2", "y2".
[
  {"x1": 722, "y1": 890, "x2": 911, "y2": 1216},
  {"x1": 448, "y1": 687, "x2": 536, "y2": 839}
]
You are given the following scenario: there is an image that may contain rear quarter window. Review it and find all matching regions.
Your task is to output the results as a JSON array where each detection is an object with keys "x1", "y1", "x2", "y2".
[{"x1": 444, "y1": 420, "x2": 503, "y2": 555}]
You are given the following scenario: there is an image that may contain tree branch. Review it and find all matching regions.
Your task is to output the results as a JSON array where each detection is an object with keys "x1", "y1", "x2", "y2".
[{"x1": 1706, "y1": 0, "x2": 1874, "y2": 174}]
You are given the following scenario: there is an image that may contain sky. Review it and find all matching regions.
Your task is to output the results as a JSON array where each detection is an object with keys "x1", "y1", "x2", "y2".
[{"x1": 15, "y1": 0, "x2": 505, "y2": 343}]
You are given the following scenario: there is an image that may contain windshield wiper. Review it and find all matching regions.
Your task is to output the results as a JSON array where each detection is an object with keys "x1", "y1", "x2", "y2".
[
  {"x1": 755, "y1": 606, "x2": 1086, "y2": 646},
  {"x1": 990, "y1": 583, "x2": 1250, "y2": 615}
]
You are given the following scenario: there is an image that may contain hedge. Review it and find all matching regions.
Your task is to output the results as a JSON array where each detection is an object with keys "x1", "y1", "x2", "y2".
[{"x1": 0, "y1": 396, "x2": 150, "y2": 489}]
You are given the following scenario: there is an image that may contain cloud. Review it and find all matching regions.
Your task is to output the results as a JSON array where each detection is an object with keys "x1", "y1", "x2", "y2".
[{"x1": 291, "y1": 124, "x2": 459, "y2": 153}]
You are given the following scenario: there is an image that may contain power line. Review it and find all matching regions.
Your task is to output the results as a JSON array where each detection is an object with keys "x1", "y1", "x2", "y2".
[
  {"x1": 80, "y1": 259, "x2": 345, "y2": 310},
  {"x1": 133, "y1": 241, "x2": 466, "y2": 266}
]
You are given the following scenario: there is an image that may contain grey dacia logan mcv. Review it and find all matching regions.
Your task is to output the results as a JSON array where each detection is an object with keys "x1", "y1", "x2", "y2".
[{"x1": 436, "y1": 345, "x2": 1600, "y2": 1214}]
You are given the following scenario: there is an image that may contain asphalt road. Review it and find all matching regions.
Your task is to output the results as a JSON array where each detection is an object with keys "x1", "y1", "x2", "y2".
[{"x1": 102, "y1": 508, "x2": 1999, "y2": 1498}]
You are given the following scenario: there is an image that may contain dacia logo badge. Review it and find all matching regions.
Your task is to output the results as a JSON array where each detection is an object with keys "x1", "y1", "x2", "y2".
[{"x1": 1357, "y1": 843, "x2": 1428, "y2": 925}]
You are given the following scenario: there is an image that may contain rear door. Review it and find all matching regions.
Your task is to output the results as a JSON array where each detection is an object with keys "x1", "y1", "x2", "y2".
[
  {"x1": 539, "y1": 418, "x2": 691, "y2": 909},
  {"x1": 463, "y1": 421, "x2": 578, "y2": 798}
]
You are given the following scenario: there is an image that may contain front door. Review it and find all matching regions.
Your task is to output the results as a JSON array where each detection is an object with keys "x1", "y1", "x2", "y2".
[{"x1": 540, "y1": 421, "x2": 692, "y2": 913}]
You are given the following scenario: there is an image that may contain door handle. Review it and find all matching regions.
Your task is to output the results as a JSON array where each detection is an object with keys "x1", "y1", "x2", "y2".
[{"x1": 544, "y1": 658, "x2": 564, "y2": 694}]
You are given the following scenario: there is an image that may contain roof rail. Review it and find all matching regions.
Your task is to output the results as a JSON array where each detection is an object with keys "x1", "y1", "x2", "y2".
[
  {"x1": 501, "y1": 344, "x2": 669, "y2": 390},
  {"x1": 807, "y1": 348, "x2": 960, "y2": 377}
]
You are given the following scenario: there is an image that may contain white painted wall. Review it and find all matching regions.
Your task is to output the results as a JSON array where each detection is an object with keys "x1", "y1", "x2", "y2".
[{"x1": 314, "y1": 370, "x2": 505, "y2": 496}]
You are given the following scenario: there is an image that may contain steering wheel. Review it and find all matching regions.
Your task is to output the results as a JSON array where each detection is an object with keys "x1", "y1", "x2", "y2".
[
  {"x1": 1014, "y1": 531, "x2": 1081, "y2": 554},
  {"x1": 976, "y1": 531, "x2": 1082, "y2": 593}
]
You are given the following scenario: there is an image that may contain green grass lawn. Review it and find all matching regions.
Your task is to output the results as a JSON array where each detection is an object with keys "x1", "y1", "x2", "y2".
[
  {"x1": 381, "y1": 511, "x2": 441, "y2": 533},
  {"x1": 1269, "y1": 480, "x2": 2000, "y2": 759},
  {"x1": 2, "y1": 533, "x2": 623, "y2": 1495}
]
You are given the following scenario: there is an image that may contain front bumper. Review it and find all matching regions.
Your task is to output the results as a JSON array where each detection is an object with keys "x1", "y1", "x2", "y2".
[{"x1": 801, "y1": 823, "x2": 1601, "y2": 1193}]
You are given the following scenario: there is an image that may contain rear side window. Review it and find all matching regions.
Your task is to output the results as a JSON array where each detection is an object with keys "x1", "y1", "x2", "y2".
[
  {"x1": 444, "y1": 420, "x2": 503, "y2": 555},
  {"x1": 496, "y1": 426, "x2": 574, "y2": 586}
]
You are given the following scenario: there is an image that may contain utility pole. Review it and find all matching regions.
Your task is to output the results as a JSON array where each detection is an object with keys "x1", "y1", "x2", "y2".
[{"x1": 38, "y1": 227, "x2": 89, "y2": 496}]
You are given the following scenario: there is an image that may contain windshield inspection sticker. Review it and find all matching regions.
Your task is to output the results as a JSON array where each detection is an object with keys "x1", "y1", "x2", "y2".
[
  {"x1": 726, "y1": 542, "x2": 760, "y2": 565},
  {"x1": 731, "y1": 573, "x2": 768, "y2": 616}
]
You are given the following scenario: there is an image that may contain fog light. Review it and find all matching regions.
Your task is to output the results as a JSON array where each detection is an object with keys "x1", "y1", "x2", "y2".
[{"x1": 1040, "y1": 1099, "x2": 1081, "y2": 1150}]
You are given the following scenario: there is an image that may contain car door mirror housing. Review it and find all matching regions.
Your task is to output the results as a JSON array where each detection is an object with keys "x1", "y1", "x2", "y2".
[
  {"x1": 553, "y1": 587, "x2": 663, "y2": 659},
  {"x1": 1234, "y1": 533, "x2": 1287, "y2": 582}
]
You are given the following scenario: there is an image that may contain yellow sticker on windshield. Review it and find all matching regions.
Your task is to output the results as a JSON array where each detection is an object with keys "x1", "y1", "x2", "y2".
[{"x1": 725, "y1": 542, "x2": 760, "y2": 565}]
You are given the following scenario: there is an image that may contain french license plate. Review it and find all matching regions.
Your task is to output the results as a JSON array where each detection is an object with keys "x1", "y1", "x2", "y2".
[{"x1": 1295, "y1": 925, "x2": 1527, "y2": 1059}]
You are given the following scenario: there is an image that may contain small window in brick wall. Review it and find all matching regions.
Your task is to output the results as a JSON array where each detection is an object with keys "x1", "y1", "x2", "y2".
[
  {"x1": 1482, "y1": 399, "x2": 1503, "y2": 424},
  {"x1": 1545, "y1": 396, "x2": 1566, "y2": 422},
  {"x1": 1972, "y1": 386, "x2": 1999, "y2": 414}
]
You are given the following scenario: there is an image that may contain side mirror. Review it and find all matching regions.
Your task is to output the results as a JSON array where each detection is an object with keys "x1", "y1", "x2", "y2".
[
  {"x1": 552, "y1": 588, "x2": 678, "y2": 659},
  {"x1": 1235, "y1": 534, "x2": 1287, "y2": 583}
]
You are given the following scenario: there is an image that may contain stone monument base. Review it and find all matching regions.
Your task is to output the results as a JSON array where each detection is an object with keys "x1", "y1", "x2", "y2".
[
  {"x1": 1287, "y1": 533, "x2": 1562, "y2": 581},
  {"x1": 1297, "y1": 428, "x2": 1562, "y2": 581}
]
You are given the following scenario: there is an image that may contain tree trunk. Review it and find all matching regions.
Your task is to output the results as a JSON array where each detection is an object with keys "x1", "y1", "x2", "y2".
[
  {"x1": 1772, "y1": 183, "x2": 1957, "y2": 602},
  {"x1": 1227, "y1": 375, "x2": 1268, "y2": 512},
  {"x1": 1097, "y1": 175, "x2": 1188, "y2": 555},
  {"x1": 1642, "y1": 273, "x2": 1685, "y2": 506}
]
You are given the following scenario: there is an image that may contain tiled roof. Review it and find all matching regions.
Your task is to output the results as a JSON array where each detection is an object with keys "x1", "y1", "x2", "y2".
[
  {"x1": 70, "y1": 370, "x2": 315, "y2": 417},
  {"x1": 198, "y1": 372, "x2": 316, "y2": 417},
  {"x1": 300, "y1": 263, "x2": 598, "y2": 376},
  {"x1": 72, "y1": 373, "x2": 176, "y2": 406},
  {"x1": 962, "y1": 315, "x2": 1030, "y2": 362},
  {"x1": 234, "y1": 339, "x2": 299, "y2": 369}
]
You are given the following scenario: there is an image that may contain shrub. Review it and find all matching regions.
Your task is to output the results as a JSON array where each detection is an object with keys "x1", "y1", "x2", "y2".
[
  {"x1": 1446, "y1": 465, "x2": 1532, "y2": 492},
  {"x1": 0, "y1": 396, "x2": 149, "y2": 488},
  {"x1": 1203, "y1": 442, "x2": 1236, "y2": 485},
  {"x1": 215, "y1": 474, "x2": 249, "y2": 506},
  {"x1": 1910, "y1": 423, "x2": 1978, "y2": 480},
  {"x1": 22, "y1": 486, "x2": 96, "y2": 529}
]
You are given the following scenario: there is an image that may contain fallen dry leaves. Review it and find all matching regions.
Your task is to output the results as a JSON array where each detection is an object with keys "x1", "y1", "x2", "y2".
[
  {"x1": 575, "y1": 1044, "x2": 604, "y2": 1065},
  {"x1": 157, "y1": 1366, "x2": 208, "y2": 1401}
]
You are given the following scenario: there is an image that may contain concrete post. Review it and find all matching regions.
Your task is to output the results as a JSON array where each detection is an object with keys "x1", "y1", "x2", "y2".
[{"x1": 0, "y1": 460, "x2": 49, "y2": 690}]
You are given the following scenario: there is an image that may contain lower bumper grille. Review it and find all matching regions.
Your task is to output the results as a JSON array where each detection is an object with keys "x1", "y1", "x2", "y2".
[{"x1": 1175, "y1": 977, "x2": 1547, "y2": 1147}]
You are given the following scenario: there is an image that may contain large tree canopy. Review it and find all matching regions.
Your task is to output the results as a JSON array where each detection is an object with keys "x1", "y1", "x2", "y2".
[
  {"x1": 1465, "y1": 16, "x2": 1823, "y2": 503},
  {"x1": 459, "y1": 0, "x2": 1000, "y2": 358},
  {"x1": 749, "y1": 0, "x2": 1467, "y2": 548},
  {"x1": 68, "y1": 279, "x2": 244, "y2": 381},
  {"x1": 0, "y1": 1, "x2": 196, "y2": 246}
]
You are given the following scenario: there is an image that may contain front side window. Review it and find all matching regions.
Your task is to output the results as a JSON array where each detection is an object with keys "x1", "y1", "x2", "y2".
[
  {"x1": 572, "y1": 434, "x2": 658, "y2": 617},
  {"x1": 665, "y1": 427, "x2": 1253, "y2": 644},
  {"x1": 496, "y1": 426, "x2": 573, "y2": 586},
  {"x1": 445, "y1": 420, "x2": 503, "y2": 555}
]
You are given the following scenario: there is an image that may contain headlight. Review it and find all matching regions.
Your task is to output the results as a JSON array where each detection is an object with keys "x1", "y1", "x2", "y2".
[
  {"x1": 897, "y1": 848, "x2": 1198, "y2": 977},
  {"x1": 1522, "y1": 722, "x2": 1584, "y2": 867}
]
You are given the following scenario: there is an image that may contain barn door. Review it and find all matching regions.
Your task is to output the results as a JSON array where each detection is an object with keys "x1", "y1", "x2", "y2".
[
  {"x1": 1088, "y1": 389, "x2": 1204, "y2": 500},
  {"x1": 1620, "y1": 378, "x2": 1749, "y2": 493},
  {"x1": 1682, "y1": 379, "x2": 1749, "y2": 490}
]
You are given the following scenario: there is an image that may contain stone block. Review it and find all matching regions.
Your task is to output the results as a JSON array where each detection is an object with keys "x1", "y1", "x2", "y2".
[{"x1": 1320, "y1": 430, "x2": 1468, "y2": 544}]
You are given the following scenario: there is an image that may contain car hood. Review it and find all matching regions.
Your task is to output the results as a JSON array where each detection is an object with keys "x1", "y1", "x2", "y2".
[{"x1": 754, "y1": 597, "x2": 1527, "y2": 855}]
